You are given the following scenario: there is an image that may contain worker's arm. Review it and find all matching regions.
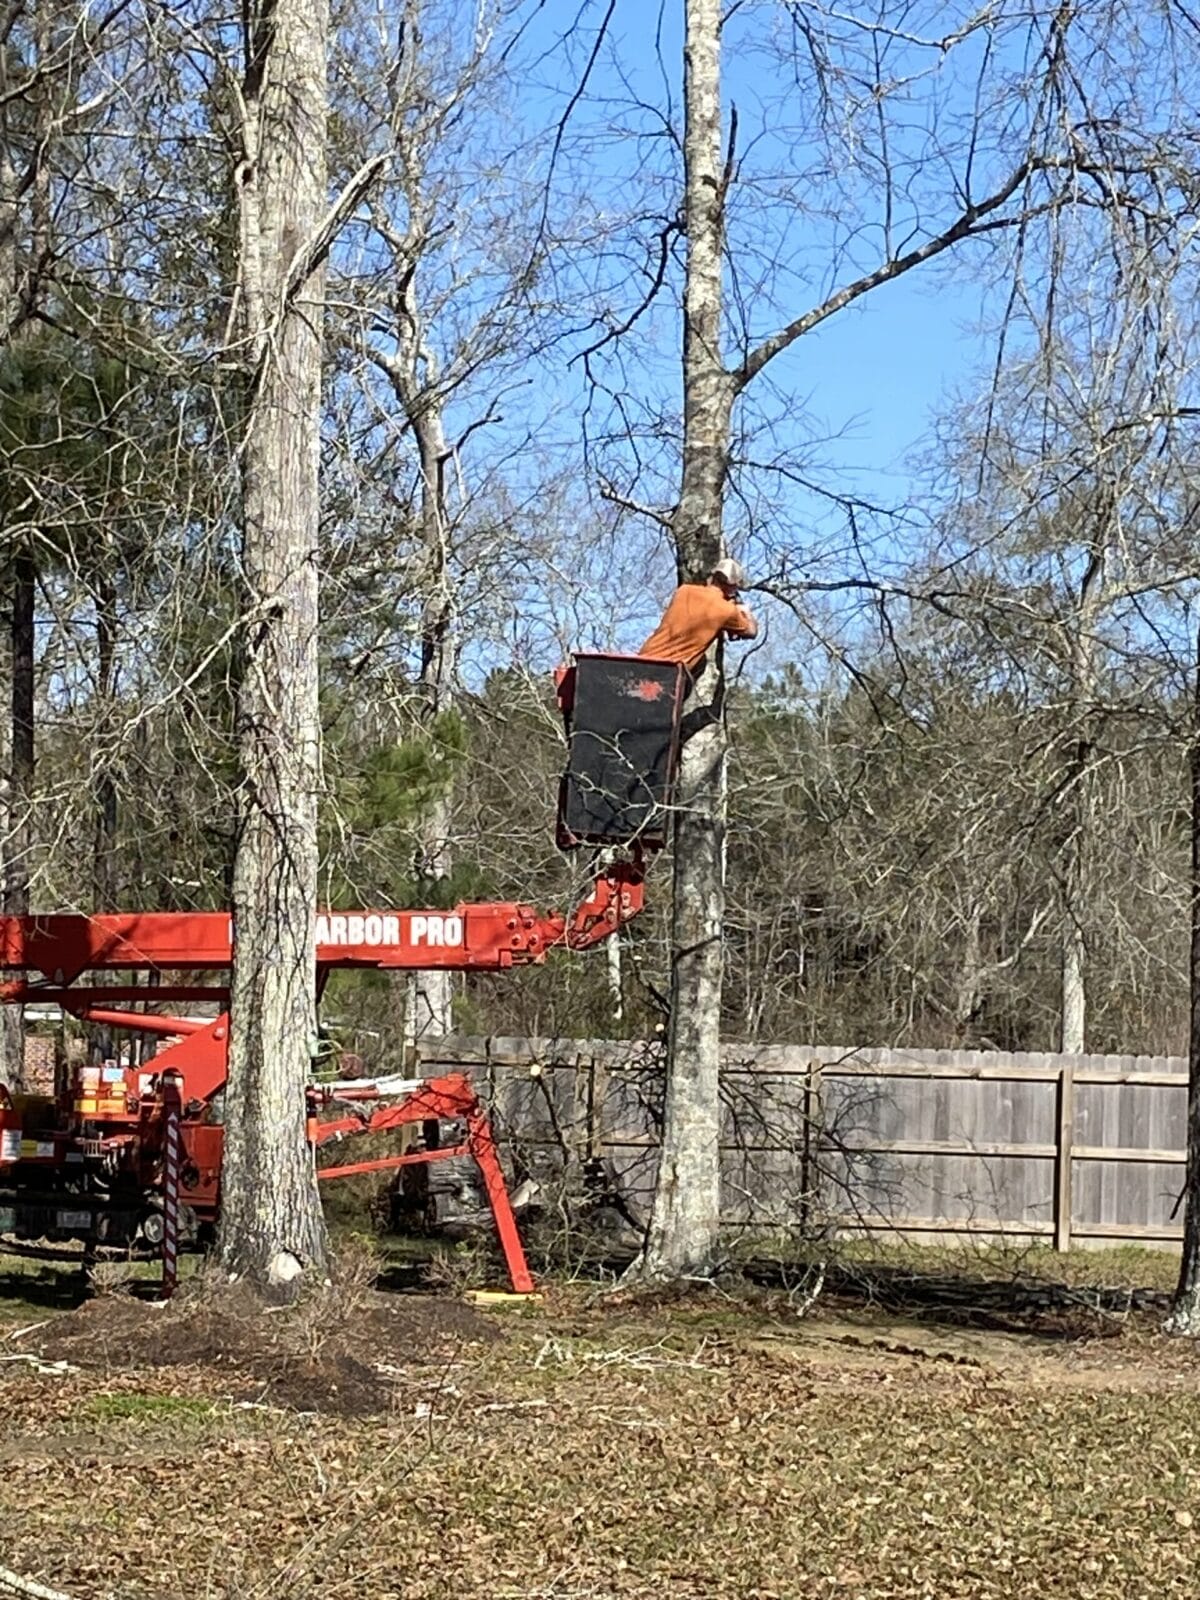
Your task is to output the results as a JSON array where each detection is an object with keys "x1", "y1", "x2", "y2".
[{"x1": 724, "y1": 602, "x2": 758, "y2": 641}]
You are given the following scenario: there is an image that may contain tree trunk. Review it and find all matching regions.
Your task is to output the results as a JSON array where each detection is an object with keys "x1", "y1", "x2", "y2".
[
  {"x1": 6, "y1": 561, "x2": 33, "y2": 867},
  {"x1": 216, "y1": 0, "x2": 330, "y2": 1291},
  {"x1": 0, "y1": 603, "x2": 16, "y2": 1091},
  {"x1": 92, "y1": 572, "x2": 118, "y2": 908},
  {"x1": 410, "y1": 415, "x2": 454, "y2": 1042},
  {"x1": 0, "y1": 53, "x2": 15, "y2": 339},
  {"x1": 953, "y1": 899, "x2": 983, "y2": 1031},
  {"x1": 606, "y1": 928, "x2": 623, "y2": 1026},
  {"x1": 0, "y1": 0, "x2": 57, "y2": 1087},
  {"x1": 1167, "y1": 611, "x2": 1200, "y2": 1334},
  {"x1": 635, "y1": 0, "x2": 731, "y2": 1281},
  {"x1": 1060, "y1": 890, "x2": 1086, "y2": 1052},
  {"x1": 410, "y1": 801, "x2": 453, "y2": 1037},
  {"x1": 1060, "y1": 547, "x2": 1103, "y2": 1053},
  {"x1": 0, "y1": 60, "x2": 16, "y2": 1088}
]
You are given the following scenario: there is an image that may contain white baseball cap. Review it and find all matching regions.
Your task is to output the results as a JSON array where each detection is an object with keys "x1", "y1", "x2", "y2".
[{"x1": 710, "y1": 557, "x2": 747, "y2": 589}]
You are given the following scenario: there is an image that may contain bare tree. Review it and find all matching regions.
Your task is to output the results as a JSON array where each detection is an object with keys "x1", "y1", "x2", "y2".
[
  {"x1": 329, "y1": 0, "x2": 556, "y2": 1041},
  {"x1": 630, "y1": 0, "x2": 729, "y2": 1279},
  {"x1": 216, "y1": 0, "x2": 334, "y2": 1290},
  {"x1": 613, "y1": 0, "x2": 1198, "y2": 1279},
  {"x1": 344, "y1": 1, "x2": 482, "y2": 1040}
]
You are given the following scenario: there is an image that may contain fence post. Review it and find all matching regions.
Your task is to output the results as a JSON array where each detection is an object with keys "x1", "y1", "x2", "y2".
[
  {"x1": 800, "y1": 1060, "x2": 824, "y2": 1234},
  {"x1": 587, "y1": 1054, "x2": 606, "y2": 1163},
  {"x1": 1054, "y1": 1064, "x2": 1075, "y2": 1252},
  {"x1": 160, "y1": 1068, "x2": 184, "y2": 1299}
]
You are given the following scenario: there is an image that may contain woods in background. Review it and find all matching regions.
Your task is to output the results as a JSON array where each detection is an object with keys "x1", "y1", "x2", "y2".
[{"x1": 4, "y1": 0, "x2": 1200, "y2": 1293}]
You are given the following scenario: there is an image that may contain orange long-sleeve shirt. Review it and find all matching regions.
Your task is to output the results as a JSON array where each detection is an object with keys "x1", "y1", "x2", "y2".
[{"x1": 639, "y1": 583, "x2": 754, "y2": 667}]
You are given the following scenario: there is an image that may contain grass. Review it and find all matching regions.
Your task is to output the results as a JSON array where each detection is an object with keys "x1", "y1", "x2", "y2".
[
  {"x1": 826, "y1": 1238, "x2": 1185, "y2": 1293},
  {"x1": 83, "y1": 1393, "x2": 218, "y2": 1423},
  {"x1": 0, "y1": 1246, "x2": 1197, "y2": 1598}
]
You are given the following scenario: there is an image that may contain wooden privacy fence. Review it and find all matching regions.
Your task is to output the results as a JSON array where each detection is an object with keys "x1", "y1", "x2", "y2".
[{"x1": 413, "y1": 1037, "x2": 1193, "y2": 1250}]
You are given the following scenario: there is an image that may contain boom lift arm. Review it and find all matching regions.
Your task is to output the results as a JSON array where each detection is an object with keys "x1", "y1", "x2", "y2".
[{"x1": 0, "y1": 855, "x2": 646, "y2": 1002}]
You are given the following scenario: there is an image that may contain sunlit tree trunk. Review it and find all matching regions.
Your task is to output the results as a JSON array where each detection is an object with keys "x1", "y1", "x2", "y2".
[
  {"x1": 1167, "y1": 610, "x2": 1200, "y2": 1335},
  {"x1": 1060, "y1": 547, "x2": 1104, "y2": 1053},
  {"x1": 636, "y1": 0, "x2": 731, "y2": 1279},
  {"x1": 217, "y1": 0, "x2": 330, "y2": 1291},
  {"x1": 92, "y1": 571, "x2": 118, "y2": 907},
  {"x1": 410, "y1": 409, "x2": 455, "y2": 1041},
  {"x1": 0, "y1": 67, "x2": 13, "y2": 1089}
]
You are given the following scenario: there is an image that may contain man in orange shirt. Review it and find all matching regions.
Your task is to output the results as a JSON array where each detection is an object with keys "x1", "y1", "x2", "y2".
[{"x1": 639, "y1": 557, "x2": 758, "y2": 669}]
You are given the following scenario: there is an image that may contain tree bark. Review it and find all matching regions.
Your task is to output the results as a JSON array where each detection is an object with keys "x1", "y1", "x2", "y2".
[
  {"x1": 410, "y1": 413, "x2": 454, "y2": 1041},
  {"x1": 216, "y1": 0, "x2": 330, "y2": 1291},
  {"x1": 1060, "y1": 547, "x2": 1103, "y2": 1054},
  {"x1": 1167, "y1": 610, "x2": 1200, "y2": 1334},
  {"x1": 0, "y1": 0, "x2": 51, "y2": 1089},
  {"x1": 0, "y1": 606, "x2": 17, "y2": 1091},
  {"x1": 0, "y1": 59, "x2": 15, "y2": 1089},
  {"x1": 606, "y1": 927, "x2": 623, "y2": 1026},
  {"x1": 6, "y1": 558, "x2": 33, "y2": 889},
  {"x1": 92, "y1": 571, "x2": 118, "y2": 908},
  {"x1": 635, "y1": 0, "x2": 731, "y2": 1281},
  {"x1": 953, "y1": 899, "x2": 984, "y2": 1031},
  {"x1": 1059, "y1": 882, "x2": 1086, "y2": 1052}
]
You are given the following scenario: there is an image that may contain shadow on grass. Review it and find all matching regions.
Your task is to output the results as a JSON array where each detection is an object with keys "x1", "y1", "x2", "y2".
[
  {"x1": 371, "y1": 1259, "x2": 433, "y2": 1295},
  {"x1": 745, "y1": 1258, "x2": 1171, "y2": 1342},
  {"x1": 0, "y1": 1242, "x2": 171, "y2": 1317},
  {"x1": 0, "y1": 1263, "x2": 89, "y2": 1315}
]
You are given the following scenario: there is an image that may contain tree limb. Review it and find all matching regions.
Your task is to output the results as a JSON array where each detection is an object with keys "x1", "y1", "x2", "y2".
[
  {"x1": 284, "y1": 150, "x2": 391, "y2": 299},
  {"x1": 598, "y1": 478, "x2": 675, "y2": 529},
  {"x1": 0, "y1": 1564, "x2": 99, "y2": 1600},
  {"x1": 732, "y1": 156, "x2": 1064, "y2": 393}
]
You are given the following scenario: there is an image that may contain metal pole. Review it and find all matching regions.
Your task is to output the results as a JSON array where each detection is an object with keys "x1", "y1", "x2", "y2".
[{"x1": 160, "y1": 1069, "x2": 184, "y2": 1299}]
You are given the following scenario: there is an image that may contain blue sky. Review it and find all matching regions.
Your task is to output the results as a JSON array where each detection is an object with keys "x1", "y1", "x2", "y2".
[
  {"x1": 511, "y1": 3, "x2": 1031, "y2": 536},
  {"x1": 481, "y1": 0, "x2": 1023, "y2": 659},
  {"x1": 363, "y1": 2, "x2": 1191, "y2": 678}
]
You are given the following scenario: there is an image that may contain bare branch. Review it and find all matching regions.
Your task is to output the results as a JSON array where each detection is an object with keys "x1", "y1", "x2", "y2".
[{"x1": 733, "y1": 157, "x2": 1067, "y2": 393}]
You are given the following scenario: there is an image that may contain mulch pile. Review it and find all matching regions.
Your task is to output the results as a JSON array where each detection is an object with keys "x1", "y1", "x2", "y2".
[{"x1": 30, "y1": 1277, "x2": 500, "y2": 1416}]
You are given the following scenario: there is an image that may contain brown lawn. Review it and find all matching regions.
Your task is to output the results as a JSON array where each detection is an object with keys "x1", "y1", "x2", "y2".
[{"x1": 0, "y1": 1250, "x2": 1197, "y2": 1600}]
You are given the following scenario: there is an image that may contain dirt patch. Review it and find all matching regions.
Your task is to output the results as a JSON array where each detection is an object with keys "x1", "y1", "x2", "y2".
[
  {"x1": 22, "y1": 1279, "x2": 500, "y2": 1416},
  {"x1": 734, "y1": 1309, "x2": 1200, "y2": 1396}
]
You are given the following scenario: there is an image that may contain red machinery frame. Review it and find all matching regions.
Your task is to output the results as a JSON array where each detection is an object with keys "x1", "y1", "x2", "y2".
[{"x1": 0, "y1": 853, "x2": 648, "y2": 1297}]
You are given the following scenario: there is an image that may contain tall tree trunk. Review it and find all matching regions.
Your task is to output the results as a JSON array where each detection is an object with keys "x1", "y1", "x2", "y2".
[
  {"x1": 216, "y1": 0, "x2": 330, "y2": 1291},
  {"x1": 1167, "y1": 610, "x2": 1200, "y2": 1334},
  {"x1": 0, "y1": 53, "x2": 16, "y2": 1088},
  {"x1": 8, "y1": 556, "x2": 33, "y2": 911},
  {"x1": 410, "y1": 414, "x2": 454, "y2": 1042},
  {"x1": 0, "y1": 0, "x2": 52, "y2": 1088},
  {"x1": 1060, "y1": 546, "x2": 1103, "y2": 1053},
  {"x1": 92, "y1": 571, "x2": 118, "y2": 907},
  {"x1": 636, "y1": 0, "x2": 732, "y2": 1280},
  {"x1": 0, "y1": 49, "x2": 15, "y2": 341},
  {"x1": 0, "y1": 611, "x2": 16, "y2": 1090}
]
